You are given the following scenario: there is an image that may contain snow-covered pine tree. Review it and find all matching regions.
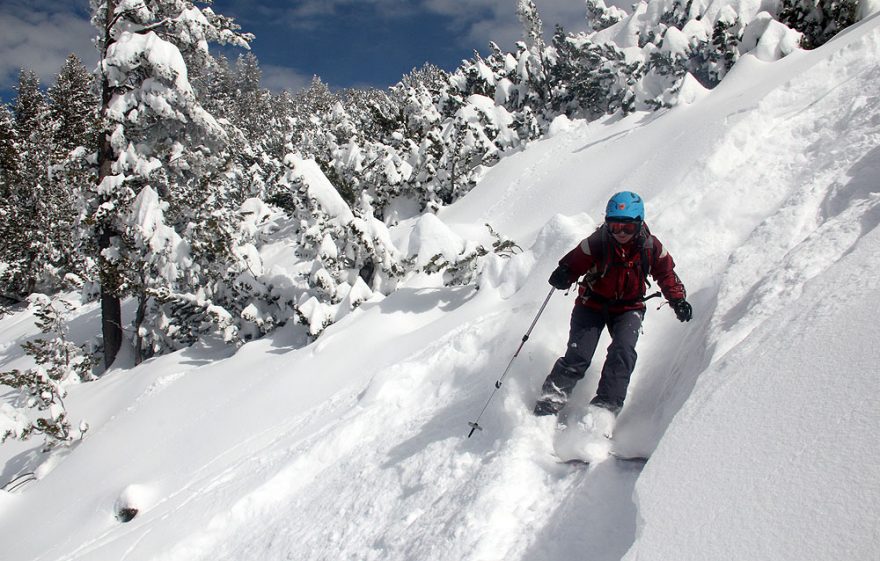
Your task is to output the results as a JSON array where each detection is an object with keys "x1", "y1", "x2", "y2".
[
  {"x1": 314, "y1": 99, "x2": 362, "y2": 204},
  {"x1": 378, "y1": 65, "x2": 447, "y2": 218},
  {"x1": 1, "y1": 71, "x2": 55, "y2": 298},
  {"x1": 343, "y1": 87, "x2": 397, "y2": 144},
  {"x1": 421, "y1": 223, "x2": 522, "y2": 287},
  {"x1": 274, "y1": 155, "x2": 406, "y2": 337},
  {"x1": 198, "y1": 54, "x2": 235, "y2": 120},
  {"x1": 233, "y1": 53, "x2": 292, "y2": 182},
  {"x1": 483, "y1": 42, "x2": 518, "y2": 104},
  {"x1": 322, "y1": 87, "x2": 424, "y2": 221},
  {"x1": 46, "y1": 54, "x2": 100, "y2": 289},
  {"x1": 550, "y1": 31, "x2": 641, "y2": 119},
  {"x1": 514, "y1": 0, "x2": 552, "y2": 107},
  {"x1": 286, "y1": 77, "x2": 352, "y2": 202},
  {"x1": 210, "y1": 198, "x2": 283, "y2": 341},
  {"x1": 126, "y1": 183, "x2": 193, "y2": 359},
  {"x1": 197, "y1": 54, "x2": 275, "y2": 210},
  {"x1": 133, "y1": 92, "x2": 262, "y2": 359},
  {"x1": 0, "y1": 60, "x2": 97, "y2": 300},
  {"x1": 517, "y1": 0, "x2": 544, "y2": 46},
  {"x1": 0, "y1": 104, "x2": 20, "y2": 195},
  {"x1": 230, "y1": 53, "x2": 274, "y2": 147},
  {"x1": 707, "y1": 9, "x2": 744, "y2": 85},
  {"x1": 547, "y1": 27, "x2": 580, "y2": 116},
  {"x1": 428, "y1": 52, "x2": 529, "y2": 209},
  {"x1": 48, "y1": 54, "x2": 98, "y2": 159},
  {"x1": 0, "y1": 103, "x2": 22, "y2": 300},
  {"x1": 0, "y1": 293, "x2": 94, "y2": 449},
  {"x1": 470, "y1": 40, "x2": 540, "y2": 141},
  {"x1": 658, "y1": 0, "x2": 694, "y2": 30},
  {"x1": 584, "y1": 0, "x2": 624, "y2": 33},
  {"x1": 640, "y1": 1, "x2": 764, "y2": 96},
  {"x1": 458, "y1": 51, "x2": 498, "y2": 101},
  {"x1": 293, "y1": 85, "x2": 410, "y2": 218},
  {"x1": 778, "y1": 0, "x2": 860, "y2": 49},
  {"x1": 22, "y1": 293, "x2": 96, "y2": 385},
  {"x1": 642, "y1": 28, "x2": 691, "y2": 109},
  {"x1": 12, "y1": 70, "x2": 46, "y2": 145},
  {"x1": 89, "y1": 0, "x2": 252, "y2": 367},
  {"x1": 289, "y1": 76, "x2": 339, "y2": 152},
  {"x1": 431, "y1": 94, "x2": 518, "y2": 208}
]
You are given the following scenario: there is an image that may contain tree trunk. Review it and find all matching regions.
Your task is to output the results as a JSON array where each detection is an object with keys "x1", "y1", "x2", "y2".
[
  {"x1": 99, "y1": 230, "x2": 122, "y2": 369},
  {"x1": 134, "y1": 290, "x2": 148, "y2": 365},
  {"x1": 98, "y1": 0, "x2": 122, "y2": 369}
]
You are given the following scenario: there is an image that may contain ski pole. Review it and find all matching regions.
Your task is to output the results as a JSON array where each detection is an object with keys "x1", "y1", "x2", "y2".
[{"x1": 467, "y1": 286, "x2": 555, "y2": 438}]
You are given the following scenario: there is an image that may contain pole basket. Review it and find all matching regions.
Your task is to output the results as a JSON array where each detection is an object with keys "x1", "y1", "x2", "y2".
[{"x1": 467, "y1": 421, "x2": 483, "y2": 438}]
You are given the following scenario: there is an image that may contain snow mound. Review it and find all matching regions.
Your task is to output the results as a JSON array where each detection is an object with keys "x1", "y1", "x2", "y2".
[
  {"x1": 626, "y1": 224, "x2": 880, "y2": 561},
  {"x1": 407, "y1": 212, "x2": 465, "y2": 267}
]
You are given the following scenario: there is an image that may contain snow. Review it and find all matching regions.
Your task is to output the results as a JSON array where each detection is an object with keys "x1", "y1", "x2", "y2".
[
  {"x1": 547, "y1": 114, "x2": 574, "y2": 137},
  {"x1": 406, "y1": 212, "x2": 465, "y2": 267},
  {"x1": 750, "y1": 16, "x2": 802, "y2": 61},
  {"x1": 627, "y1": 221, "x2": 880, "y2": 561},
  {"x1": 660, "y1": 26, "x2": 688, "y2": 55},
  {"x1": 675, "y1": 72, "x2": 710, "y2": 104},
  {"x1": 105, "y1": 31, "x2": 192, "y2": 96},
  {"x1": 554, "y1": 405, "x2": 617, "y2": 463},
  {"x1": 284, "y1": 154, "x2": 356, "y2": 223},
  {"x1": 2, "y1": 10, "x2": 880, "y2": 561}
]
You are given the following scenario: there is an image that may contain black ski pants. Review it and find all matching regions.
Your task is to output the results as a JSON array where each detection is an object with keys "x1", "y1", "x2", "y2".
[{"x1": 542, "y1": 305, "x2": 644, "y2": 411}]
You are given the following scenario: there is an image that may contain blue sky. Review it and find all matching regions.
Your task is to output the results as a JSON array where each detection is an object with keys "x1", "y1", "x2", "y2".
[{"x1": 0, "y1": 0, "x2": 608, "y2": 103}]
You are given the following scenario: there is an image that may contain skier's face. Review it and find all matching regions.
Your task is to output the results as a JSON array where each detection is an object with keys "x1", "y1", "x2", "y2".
[
  {"x1": 607, "y1": 221, "x2": 639, "y2": 244},
  {"x1": 612, "y1": 230, "x2": 635, "y2": 244}
]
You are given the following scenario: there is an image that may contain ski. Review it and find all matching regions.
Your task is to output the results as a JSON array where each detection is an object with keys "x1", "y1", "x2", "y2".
[
  {"x1": 611, "y1": 453, "x2": 650, "y2": 464},
  {"x1": 557, "y1": 453, "x2": 650, "y2": 467}
]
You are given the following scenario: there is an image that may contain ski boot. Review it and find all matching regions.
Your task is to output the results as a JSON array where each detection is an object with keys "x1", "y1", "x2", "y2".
[{"x1": 533, "y1": 382, "x2": 569, "y2": 417}]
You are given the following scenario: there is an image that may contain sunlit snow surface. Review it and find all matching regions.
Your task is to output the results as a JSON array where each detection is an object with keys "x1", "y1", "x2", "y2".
[{"x1": 2, "y1": 13, "x2": 880, "y2": 561}]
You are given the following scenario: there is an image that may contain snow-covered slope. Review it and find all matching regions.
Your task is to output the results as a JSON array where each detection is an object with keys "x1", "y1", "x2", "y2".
[{"x1": 2, "y1": 12, "x2": 880, "y2": 561}]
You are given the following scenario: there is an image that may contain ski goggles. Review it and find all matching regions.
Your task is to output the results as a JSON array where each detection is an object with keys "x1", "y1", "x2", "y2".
[{"x1": 606, "y1": 221, "x2": 640, "y2": 235}]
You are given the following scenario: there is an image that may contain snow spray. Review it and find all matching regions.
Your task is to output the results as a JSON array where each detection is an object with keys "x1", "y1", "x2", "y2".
[{"x1": 467, "y1": 287, "x2": 555, "y2": 437}]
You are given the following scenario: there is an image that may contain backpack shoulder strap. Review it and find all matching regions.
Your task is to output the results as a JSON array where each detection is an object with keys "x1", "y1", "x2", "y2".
[
  {"x1": 590, "y1": 225, "x2": 611, "y2": 277},
  {"x1": 578, "y1": 226, "x2": 610, "y2": 285},
  {"x1": 639, "y1": 225, "x2": 655, "y2": 286}
]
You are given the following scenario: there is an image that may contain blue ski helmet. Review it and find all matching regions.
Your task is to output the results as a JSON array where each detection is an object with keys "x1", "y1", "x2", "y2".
[{"x1": 605, "y1": 191, "x2": 644, "y2": 222}]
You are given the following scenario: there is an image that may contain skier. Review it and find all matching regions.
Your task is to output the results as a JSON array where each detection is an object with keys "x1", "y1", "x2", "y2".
[{"x1": 534, "y1": 191, "x2": 692, "y2": 418}]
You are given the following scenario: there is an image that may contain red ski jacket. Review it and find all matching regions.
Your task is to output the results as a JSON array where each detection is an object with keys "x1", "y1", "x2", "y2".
[{"x1": 558, "y1": 225, "x2": 686, "y2": 314}]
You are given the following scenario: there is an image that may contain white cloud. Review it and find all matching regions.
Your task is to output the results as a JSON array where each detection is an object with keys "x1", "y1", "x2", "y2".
[
  {"x1": 0, "y1": 0, "x2": 629, "y2": 100},
  {"x1": 267, "y1": 0, "x2": 423, "y2": 31},
  {"x1": 421, "y1": 0, "x2": 594, "y2": 51},
  {"x1": 261, "y1": 64, "x2": 313, "y2": 93},
  {"x1": 256, "y1": 0, "x2": 593, "y2": 47},
  {"x1": 0, "y1": 1, "x2": 96, "y2": 96}
]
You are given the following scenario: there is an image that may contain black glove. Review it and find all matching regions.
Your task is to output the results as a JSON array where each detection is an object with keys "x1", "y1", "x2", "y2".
[
  {"x1": 548, "y1": 264, "x2": 572, "y2": 290},
  {"x1": 670, "y1": 299, "x2": 693, "y2": 322}
]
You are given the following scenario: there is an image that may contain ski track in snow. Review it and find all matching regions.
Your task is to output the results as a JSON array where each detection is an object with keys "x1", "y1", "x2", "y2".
[
  {"x1": 704, "y1": 31, "x2": 880, "y2": 361},
  {"x1": 621, "y1": 18, "x2": 880, "y2": 561},
  {"x1": 148, "y1": 300, "x2": 631, "y2": 561}
]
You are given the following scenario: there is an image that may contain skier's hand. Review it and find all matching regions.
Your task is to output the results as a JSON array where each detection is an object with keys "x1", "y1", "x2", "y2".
[
  {"x1": 548, "y1": 264, "x2": 572, "y2": 290},
  {"x1": 670, "y1": 299, "x2": 693, "y2": 322}
]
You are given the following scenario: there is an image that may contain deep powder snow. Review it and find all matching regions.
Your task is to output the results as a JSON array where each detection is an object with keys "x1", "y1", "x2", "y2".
[{"x1": 1, "y1": 11, "x2": 880, "y2": 561}]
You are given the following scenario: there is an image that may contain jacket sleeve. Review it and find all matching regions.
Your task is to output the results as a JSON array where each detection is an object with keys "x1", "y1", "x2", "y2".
[
  {"x1": 558, "y1": 237, "x2": 599, "y2": 282},
  {"x1": 650, "y1": 237, "x2": 686, "y2": 301}
]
